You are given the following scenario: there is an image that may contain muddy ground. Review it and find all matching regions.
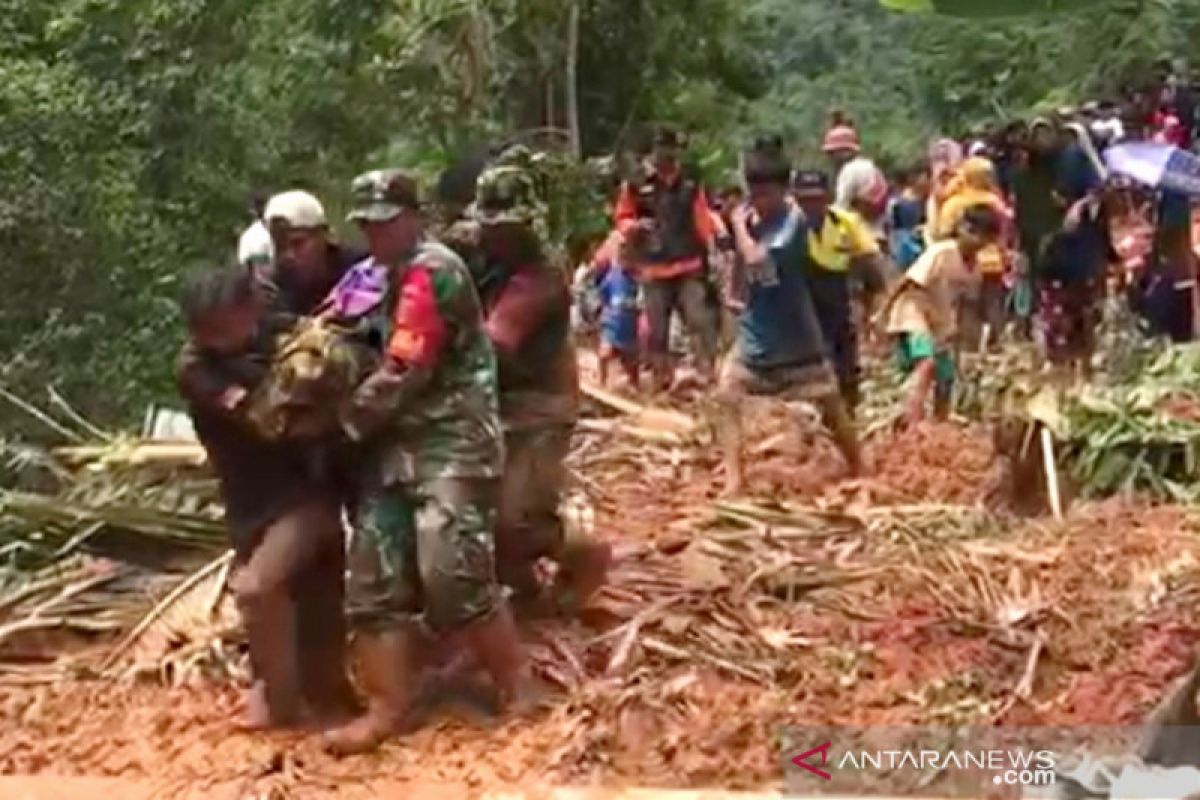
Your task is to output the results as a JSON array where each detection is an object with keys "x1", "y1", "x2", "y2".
[{"x1": 2, "y1": 398, "x2": 1199, "y2": 799}]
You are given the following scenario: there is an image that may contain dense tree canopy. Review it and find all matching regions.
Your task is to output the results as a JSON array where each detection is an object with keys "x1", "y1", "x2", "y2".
[{"x1": 0, "y1": 0, "x2": 1197, "y2": 431}]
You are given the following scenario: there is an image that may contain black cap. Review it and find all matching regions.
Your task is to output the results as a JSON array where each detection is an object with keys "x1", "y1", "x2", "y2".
[{"x1": 792, "y1": 169, "x2": 830, "y2": 196}]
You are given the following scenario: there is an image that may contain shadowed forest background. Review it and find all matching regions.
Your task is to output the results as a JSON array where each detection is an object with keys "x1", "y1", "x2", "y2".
[{"x1": 0, "y1": 0, "x2": 1195, "y2": 431}]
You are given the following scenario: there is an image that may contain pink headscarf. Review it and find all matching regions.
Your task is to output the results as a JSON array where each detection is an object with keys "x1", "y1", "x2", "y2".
[{"x1": 929, "y1": 138, "x2": 964, "y2": 181}]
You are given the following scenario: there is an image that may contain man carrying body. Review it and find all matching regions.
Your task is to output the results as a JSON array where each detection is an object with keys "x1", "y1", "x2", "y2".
[
  {"x1": 320, "y1": 170, "x2": 531, "y2": 754},
  {"x1": 262, "y1": 190, "x2": 366, "y2": 314},
  {"x1": 613, "y1": 127, "x2": 719, "y2": 391},
  {"x1": 176, "y1": 258, "x2": 356, "y2": 731},
  {"x1": 467, "y1": 162, "x2": 611, "y2": 616},
  {"x1": 177, "y1": 189, "x2": 364, "y2": 731}
]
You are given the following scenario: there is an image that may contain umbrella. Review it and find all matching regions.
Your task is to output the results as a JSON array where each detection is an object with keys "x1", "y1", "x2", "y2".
[
  {"x1": 881, "y1": 0, "x2": 1107, "y2": 16},
  {"x1": 1105, "y1": 142, "x2": 1200, "y2": 198}
]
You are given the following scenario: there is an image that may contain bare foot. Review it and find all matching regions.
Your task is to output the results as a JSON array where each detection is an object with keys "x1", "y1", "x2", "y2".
[
  {"x1": 235, "y1": 682, "x2": 301, "y2": 731},
  {"x1": 555, "y1": 540, "x2": 613, "y2": 615},
  {"x1": 323, "y1": 707, "x2": 407, "y2": 756}
]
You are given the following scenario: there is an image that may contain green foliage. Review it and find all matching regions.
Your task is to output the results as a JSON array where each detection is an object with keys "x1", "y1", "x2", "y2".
[{"x1": 4, "y1": 0, "x2": 1200, "y2": 436}]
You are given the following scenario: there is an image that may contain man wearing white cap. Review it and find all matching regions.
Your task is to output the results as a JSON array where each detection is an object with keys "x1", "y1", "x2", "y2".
[{"x1": 262, "y1": 189, "x2": 366, "y2": 314}]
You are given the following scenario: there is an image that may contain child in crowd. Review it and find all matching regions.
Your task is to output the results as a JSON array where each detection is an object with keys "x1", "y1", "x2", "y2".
[
  {"x1": 888, "y1": 165, "x2": 930, "y2": 271},
  {"x1": 882, "y1": 204, "x2": 1003, "y2": 425},
  {"x1": 594, "y1": 236, "x2": 643, "y2": 389}
]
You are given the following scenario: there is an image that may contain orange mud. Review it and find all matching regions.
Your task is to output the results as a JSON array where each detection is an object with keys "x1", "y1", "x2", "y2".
[{"x1": 2, "y1": 415, "x2": 1199, "y2": 798}]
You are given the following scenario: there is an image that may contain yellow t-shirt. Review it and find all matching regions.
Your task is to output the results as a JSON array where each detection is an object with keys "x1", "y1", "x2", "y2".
[
  {"x1": 807, "y1": 208, "x2": 880, "y2": 273},
  {"x1": 886, "y1": 240, "x2": 974, "y2": 340}
]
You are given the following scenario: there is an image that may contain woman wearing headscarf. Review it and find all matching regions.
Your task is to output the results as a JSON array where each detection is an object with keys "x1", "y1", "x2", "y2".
[
  {"x1": 930, "y1": 157, "x2": 1013, "y2": 347},
  {"x1": 926, "y1": 137, "x2": 965, "y2": 234}
]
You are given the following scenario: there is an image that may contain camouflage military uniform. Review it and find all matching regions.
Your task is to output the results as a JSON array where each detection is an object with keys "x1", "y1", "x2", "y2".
[
  {"x1": 340, "y1": 169, "x2": 505, "y2": 634},
  {"x1": 469, "y1": 162, "x2": 584, "y2": 602}
]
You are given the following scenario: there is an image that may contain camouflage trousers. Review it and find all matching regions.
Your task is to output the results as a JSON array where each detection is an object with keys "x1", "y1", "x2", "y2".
[
  {"x1": 347, "y1": 477, "x2": 502, "y2": 635},
  {"x1": 495, "y1": 426, "x2": 571, "y2": 596}
]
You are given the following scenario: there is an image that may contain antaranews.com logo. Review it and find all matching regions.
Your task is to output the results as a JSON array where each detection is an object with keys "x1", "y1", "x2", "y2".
[
  {"x1": 777, "y1": 726, "x2": 1127, "y2": 798},
  {"x1": 791, "y1": 740, "x2": 1056, "y2": 789}
]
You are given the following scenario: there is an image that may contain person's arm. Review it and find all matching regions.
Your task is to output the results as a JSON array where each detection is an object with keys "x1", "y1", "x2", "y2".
[
  {"x1": 692, "y1": 186, "x2": 717, "y2": 248},
  {"x1": 613, "y1": 183, "x2": 641, "y2": 236},
  {"x1": 876, "y1": 275, "x2": 911, "y2": 330},
  {"x1": 175, "y1": 341, "x2": 248, "y2": 415},
  {"x1": 931, "y1": 196, "x2": 961, "y2": 241},
  {"x1": 843, "y1": 213, "x2": 887, "y2": 296},
  {"x1": 730, "y1": 204, "x2": 769, "y2": 268},
  {"x1": 339, "y1": 263, "x2": 450, "y2": 442}
]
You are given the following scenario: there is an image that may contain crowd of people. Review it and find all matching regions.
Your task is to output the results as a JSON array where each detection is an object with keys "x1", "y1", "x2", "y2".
[
  {"x1": 579, "y1": 65, "x2": 1200, "y2": 418},
  {"x1": 177, "y1": 61, "x2": 1200, "y2": 756}
]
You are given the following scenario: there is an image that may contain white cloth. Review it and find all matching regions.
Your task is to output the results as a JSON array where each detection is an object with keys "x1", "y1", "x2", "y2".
[
  {"x1": 834, "y1": 156, "x2": 888, "y2": 240},
  {"x1": 237, "y1": 219, "x2": 273, "y2": 266},
  {"x1": 1093, "y1": 117, "x2": 1126, "y2": 145}
]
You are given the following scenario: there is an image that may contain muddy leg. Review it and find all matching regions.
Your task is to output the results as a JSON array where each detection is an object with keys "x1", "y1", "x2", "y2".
[
  {"x1": 717, "y1": 394, "x2": 745, "y2": 497},
  {"x1": 621, "y1": 352, "x2": 641, "y2": 391},
  {"x1": 818, "y1": 394, "x2": 866, "y2": 477},
  {"x1": 906, "y1": 358, "x2": 937, "y2": 426},
  {"x1": 294, "y1": 501, "x2": 357, "y2": 725},
  {"x1": 678, "y1": 275, "x2": 718, "y2": 383},
  {"x1": 322, "y1": 628, "x2": 415, "y2": 755},
  {"x1": 459, "y1": 602, "x2": 540, "y2": 715},
  {"x1": 419, "y1": 478, "x2": 540, "y2": 716},
  {"x1": 232, "y1": 512, "x2": 315, "y2": 729},
  {"x1": 642, "y1": 279, "x2": 676, "y2": 392},
  {"x1": 494, "y1": 432, "x2": 545, "y2": 613}
]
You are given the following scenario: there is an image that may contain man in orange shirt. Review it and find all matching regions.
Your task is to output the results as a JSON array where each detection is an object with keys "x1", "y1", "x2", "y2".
[{"x1": 613, "y1": 127, "x2": 718, "y2": 391}]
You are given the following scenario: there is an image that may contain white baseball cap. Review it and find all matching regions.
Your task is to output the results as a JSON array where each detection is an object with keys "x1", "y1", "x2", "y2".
[{"x1": 263, "y1": 190, "x2": 327, "y2": 229}]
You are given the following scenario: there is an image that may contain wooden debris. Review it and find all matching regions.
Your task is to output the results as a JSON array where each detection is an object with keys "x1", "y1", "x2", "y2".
[
  {"x1": 581, "y1": 382, "x2": 699, "y2": 437},
  {"x1": 52, "y1": 441, "x2": 207, "y2": 467},
  {"x1": 1040, "y1": 426, "x2": 1063, "y2": 520},
  {"x1": 101, "y1": 550, "x2": 235, "y2": 673}
]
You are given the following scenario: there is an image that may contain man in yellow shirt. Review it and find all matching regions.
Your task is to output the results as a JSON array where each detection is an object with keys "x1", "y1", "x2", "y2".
[{"x1": 792, "y1": 170, "x2": 889, "y2": 414}]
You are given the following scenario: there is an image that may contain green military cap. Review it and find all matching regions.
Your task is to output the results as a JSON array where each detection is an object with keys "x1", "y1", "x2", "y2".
[
  {"x1": 347, "y1": 169, "x2": 423, "y2": 223},
  {"x1": 468, "y1": 164, "x2": 546, "y2": 228}
]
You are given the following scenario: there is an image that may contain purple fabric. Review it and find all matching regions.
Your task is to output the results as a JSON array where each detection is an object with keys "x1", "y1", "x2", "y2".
[{"x1": 323, "y1": 258, "x2": 387, "y2": 318}]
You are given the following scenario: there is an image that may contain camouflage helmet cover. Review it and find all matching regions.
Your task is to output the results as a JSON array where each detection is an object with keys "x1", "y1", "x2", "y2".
[
  {"x1": 468, "y1": 164, "x2": 546, "y2": 228},
  {"x1": 347, "y1": 169, "x2": 423, "y2": 223}
]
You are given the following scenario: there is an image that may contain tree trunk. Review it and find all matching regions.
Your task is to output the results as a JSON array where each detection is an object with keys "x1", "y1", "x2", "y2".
[
  {"x1": 545, "y1": 72, "x2": 557, "y2": 134},
  {"x1": 566, "y1": 0, "x2": 582, "y2": 158}
]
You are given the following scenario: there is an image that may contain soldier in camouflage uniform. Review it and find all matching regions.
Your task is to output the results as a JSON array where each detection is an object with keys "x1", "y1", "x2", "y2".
[
  {"x1": 468, "y1": 162, "x2": 612, "y2": 617},
  {"x1": 318, "y1": 169, "x2": 531, "y2": 755}
]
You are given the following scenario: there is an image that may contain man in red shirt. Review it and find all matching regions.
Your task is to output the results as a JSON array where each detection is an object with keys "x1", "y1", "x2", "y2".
[
  {"x1": 613, "y1": 127, "x2": 718, "y2": 391},
  {"x1": 468, "y1": 160, "x2": 611, "y2": 615}
]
